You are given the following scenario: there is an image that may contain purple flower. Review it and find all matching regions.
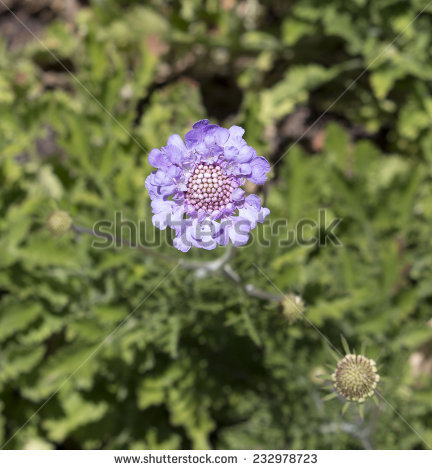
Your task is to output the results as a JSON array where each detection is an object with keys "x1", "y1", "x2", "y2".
[{"x1": 145, "y1": 120, "x2": 270, "y2": 252}]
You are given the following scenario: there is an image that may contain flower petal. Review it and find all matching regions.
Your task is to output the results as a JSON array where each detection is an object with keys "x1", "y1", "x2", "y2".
[
  {"x1": 249, "y1": 156, "x2": 270, "y2": 184},
  {"x1": 238, "y1": 163, "x2": 252, "y2": 176},
  {"x1": 162, "y1": 144, "x2": 185, "y2": 165},
  {"x1": 205, "y1": 127, "x2": 229, "y2": 146},
  {"x1": 167, "y1": 134, "x2": 188, "y2": 154},
  {"x1": 237, "y1": 145, "x2": 256, "y2": 163},
  {"x1": 173, "y1": 234, "x2": 192, "y2": 252},
  {"x1": 185, "y1": 120, "x2": 214, "y2": 149},
  {"x1": 239, "y1": 195, "x2": 270, "y2": 229},
  {"x1": 223, "y1": 146, "x2": 239, "y2": 161},
  {"x1": 231, "y1": 188, "x2": 245, "y2": 202},
  {"x1": 152, "y1": 212, "x2": 169, "y2": 230},
  {"x1": 228, "y1": 217, "x2": 251, "y2": 246},
  {"x1": 226, "y1": 125, "x2": 245, "y2": 147},
  {"x1": 148, "y1": 149, "x2": 168, "y2": 169},
  {"x1": 216, "y1": 220, "x2": 230, "y2": 246},
  {"x1": 244, "y1": 194, "x2": 261, "y2": 210}
]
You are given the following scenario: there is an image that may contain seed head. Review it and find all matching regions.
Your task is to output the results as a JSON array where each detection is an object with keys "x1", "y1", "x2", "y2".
[
  {"x1": 332, "y1": 354, "x2": 380, "y2": 403},
  {"x1": 47, "y1": 210, "x2": 72, "y2": 236}
]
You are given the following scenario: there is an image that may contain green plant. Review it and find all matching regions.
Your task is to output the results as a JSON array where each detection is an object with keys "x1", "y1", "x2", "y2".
[{"x1": 1, "y1": 0, "x2": 432, "y2": 450}]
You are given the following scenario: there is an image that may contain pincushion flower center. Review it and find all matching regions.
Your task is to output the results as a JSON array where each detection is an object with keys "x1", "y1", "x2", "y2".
[{"x1": 185, "y1": 163, "x2": 236, "y2": 214}]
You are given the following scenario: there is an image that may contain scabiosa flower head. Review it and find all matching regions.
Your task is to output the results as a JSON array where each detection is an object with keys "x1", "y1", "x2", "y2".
[
  {"x1": 145, "y1": 120, "x2": 270, "y2": 252},
  {"x1": 322, "y1": 339, "x2": 381, "y2": 416},
  {"x1": 332, "y1": 354, "x2": 380, "y2": 403}
]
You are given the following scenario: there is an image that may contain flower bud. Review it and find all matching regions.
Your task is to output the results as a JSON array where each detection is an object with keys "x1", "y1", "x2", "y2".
[
  {"x1": 310, "y1": 366, "x2": 327, "y2": 385},
  {"x1": 47, "y1": 210, "x2": 72, "y2": 235},
  {"x1": 281, "y1": 294, "x2": 305, "y2": 324}
]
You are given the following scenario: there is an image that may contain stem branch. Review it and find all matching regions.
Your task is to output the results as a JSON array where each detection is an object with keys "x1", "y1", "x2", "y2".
[{"x1": 72, "y1": 224, "x2": 280, "y2": 302}]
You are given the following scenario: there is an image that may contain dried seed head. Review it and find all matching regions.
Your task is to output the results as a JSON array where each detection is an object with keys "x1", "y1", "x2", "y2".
[
  {"x1": 332, "y1": 354, "x2": 380, "y2": 403},
  {"x1": 47, "y1": 210, "x2": 72, "y2": 236},
  {"x1": 281, "y1": 294, "x2": 305, "y2": 324}
]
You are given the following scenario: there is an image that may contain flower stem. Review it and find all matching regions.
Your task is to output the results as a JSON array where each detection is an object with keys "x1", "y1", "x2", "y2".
[{"x1": 71, "y1": 223, "x2": 280, "y2": 302}]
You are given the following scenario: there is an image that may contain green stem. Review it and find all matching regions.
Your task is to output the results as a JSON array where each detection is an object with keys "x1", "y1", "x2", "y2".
[{"x1": 71, "y1": 223, "x2": 281, "y2": 302}]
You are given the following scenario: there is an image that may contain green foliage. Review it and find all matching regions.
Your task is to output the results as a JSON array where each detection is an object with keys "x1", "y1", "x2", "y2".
[{"x1": 1, "y1": 0, "x2": 432, "y2": 450}]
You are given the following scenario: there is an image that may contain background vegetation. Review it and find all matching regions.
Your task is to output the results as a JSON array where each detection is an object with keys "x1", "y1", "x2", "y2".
[{"x1": 1, "y1": 0, "x2": 432, "y2": 450}]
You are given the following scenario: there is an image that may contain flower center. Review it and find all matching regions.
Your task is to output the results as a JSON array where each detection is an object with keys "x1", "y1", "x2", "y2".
[{"x1": 185, "y1": 163, "x2": 235, "y2": 214}]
